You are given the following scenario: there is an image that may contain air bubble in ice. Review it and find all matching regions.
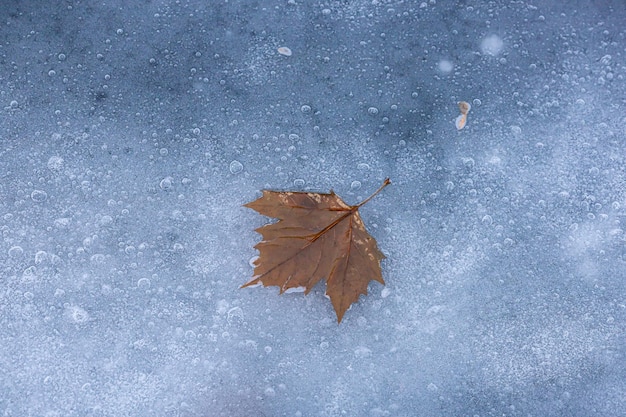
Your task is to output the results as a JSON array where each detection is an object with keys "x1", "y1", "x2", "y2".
[
  {"x1": 47, "y1": 156, "x2": 64, "y2": 172},
  {"x1": 31, "y1": 190, "x2": 48, "y2": 202},
  {"x1": 137, "y1": 278, "x2": 151, "y2": 289},
  {"x1": 35, "y1": 251, "x2": 47, "y2": 264},
  {"x1": 159, "y1": 177, "x2": 173, "y2": 190},
  {"x1": 22, "y1": 266, "x2": 37, "y2": 281},
  {"x1": 227, "y1": 307, "x2": 244, "y2": 324},
  {"x1": 8, "y1": 246, "x2": 23, "y2": 258},
  {"x1": 437, "y1": 59, "x2": 453, "y2": 73},
  {"x1": 354, "y1": 346, "x2": 372, "y2": 357},
  {"x1": 229, "y1": 160, "x2": 243, "y2": 174},
  {"x1": 67, "y1": 305, "x2": 90, "y2": 323},
  {"x1": 480, "y1": 34, "x2": 504, "y2": 56}
]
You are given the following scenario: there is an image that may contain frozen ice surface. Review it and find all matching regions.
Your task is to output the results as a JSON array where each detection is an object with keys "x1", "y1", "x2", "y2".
[{"x1": 1, "y1": 1, "x2": 625, "y2": 416}]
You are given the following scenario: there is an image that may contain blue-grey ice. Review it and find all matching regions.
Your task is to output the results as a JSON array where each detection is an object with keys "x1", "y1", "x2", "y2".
[{"x1": 1, "y1": 1, "x2": 625, "y2": 416}]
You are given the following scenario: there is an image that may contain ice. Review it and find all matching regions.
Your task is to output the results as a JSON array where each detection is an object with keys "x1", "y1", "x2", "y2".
[{"x1": 1, "y1": 1, "x2": 625, "y2": 416}]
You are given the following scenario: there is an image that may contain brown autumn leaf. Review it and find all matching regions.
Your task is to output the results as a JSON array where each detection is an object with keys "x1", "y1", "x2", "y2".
[{"x1": 242, "y1": 178, "x2": 390, "y2": 323}]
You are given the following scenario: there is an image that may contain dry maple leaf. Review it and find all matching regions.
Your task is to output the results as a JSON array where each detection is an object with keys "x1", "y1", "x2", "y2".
[{"x1": 242, "y1": 178, "x2": 390, "y2": 323}]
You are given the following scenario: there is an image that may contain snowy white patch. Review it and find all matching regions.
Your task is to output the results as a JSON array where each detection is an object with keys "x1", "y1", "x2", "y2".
[
  {"x1": 437, "y1": 59, "x2": 454, "y2": 73},
  {"x1": 284, "y1": 286, "x2": 306, "y2": 294},
  {"x1": 480, "y1": 34, "x2": 504, "y2": 56}
]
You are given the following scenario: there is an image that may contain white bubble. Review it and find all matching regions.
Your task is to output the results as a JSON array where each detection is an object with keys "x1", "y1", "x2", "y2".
[
  {"x1": 99, "y1": 215, "x2": 113, "y2": 226},
  {"x1": 35, "y1": 251, "x2": 48, "y2": 264},
  {"x1": 47, "y1": 156, "x2": 64, "y2": 172},
  {"x1": 300, "y1": 104, "x2": 312, "y2": 113},
  {"x1": 367, "y1": 107, "x2": 379, "y2": 115},
  {"x1": 67, "y1": 305, "x2": 90, "y2": 323},
  {"x1": 90, "y1": 254, "x2": 106, "y2": 264},
  {"x1": 22, "y1": 266, "x2": 37, "y2": 281},
  {"x1": 293, "y1": 178, "x2": 305, "y2": 187},
  {"x1": 31, "y1": 190, "x2": 48, "y2": 202},
  {"x1": 8, "y1": 246, "x2": 23, "y2": 258},
  {"x1": 481, "y1": 34, "x2": 504, "y2": 56},
  {"x1": 354, "y1": 346, "x2": 372, "y2": 358},
  {"x1": 437, "y1": 59, "x2": 454, "y2": 73},
  {"x1": 229, "y1": 160, "x2": 243, "y2": 174},
  {"x1": 137, "y1": 278, "x2": 151, "y2": 289},
  {"x1": 350, "y1": 181, "x2": 361, "y2": 190},
  {"x1": 159, "y1": 177, "x2": 173, "y2": 190},
  {"x1": 228, "y1": 307, "x2": 244, "y2": 323},
  {"x1": 58, "y1": 53, "x2": 66, "y2": 61}
]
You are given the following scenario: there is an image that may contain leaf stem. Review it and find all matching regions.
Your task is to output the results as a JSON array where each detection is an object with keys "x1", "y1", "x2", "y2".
[{"x1": 355, "y1": 178, "x2": 391, "y2": 208}]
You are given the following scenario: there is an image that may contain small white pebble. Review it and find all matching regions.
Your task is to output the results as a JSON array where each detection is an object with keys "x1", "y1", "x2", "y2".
[
  {"x1": 277, "y1": 46, "x2": 292, "y2": 56},
  {"x1": 455, "y1": 114, "x2": 467, "y2": 130},
  {"x1": 455, "y1": 101, "x2": 471, "y2": 130}
]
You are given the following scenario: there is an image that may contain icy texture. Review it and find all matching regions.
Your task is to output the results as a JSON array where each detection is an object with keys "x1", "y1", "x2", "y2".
[{"x1": 1, "y1": 1, "x2": 625, "y2": 416}]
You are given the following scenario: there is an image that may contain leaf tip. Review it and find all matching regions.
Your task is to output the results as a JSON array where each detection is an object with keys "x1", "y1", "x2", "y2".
[{"x1": 240, "y1": 278, "x2": 261, "y2": 289}]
